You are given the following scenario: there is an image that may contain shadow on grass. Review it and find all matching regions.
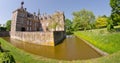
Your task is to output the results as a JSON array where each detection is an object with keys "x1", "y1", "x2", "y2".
[{"x1": 114, "y1": 27, "x2": 120, "y2": 32}]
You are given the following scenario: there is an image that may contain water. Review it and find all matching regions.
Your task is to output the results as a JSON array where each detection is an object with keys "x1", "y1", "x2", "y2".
[{"x1": 3, "y1": 36, "x2": 102, "y2": 60}]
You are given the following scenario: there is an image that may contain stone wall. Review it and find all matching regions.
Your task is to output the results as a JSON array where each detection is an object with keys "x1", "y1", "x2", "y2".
[
  {"x1": 53, "y1": 31, "x2": 66, "y2": 45},
  {"x1": 0, "y1": 31, "x2": 10, "y2": 37},
  {"x1": 10, "y1": 31, "x2": 66, "y2": 46}
]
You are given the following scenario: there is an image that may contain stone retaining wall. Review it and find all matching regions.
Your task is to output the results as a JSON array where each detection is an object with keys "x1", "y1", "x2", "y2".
[
  {"x1": 77, "y1": 36, "x2": 108, "y2": 56},
  {"x1": 0, "y1": 31, "x2": 10, "y2": 37},
  {"x1": 10, "y1": 31, "x2": 66, "y2": 46},
  {"x1": 54, "y1": 31, "x2": 66, "y2": 45}
]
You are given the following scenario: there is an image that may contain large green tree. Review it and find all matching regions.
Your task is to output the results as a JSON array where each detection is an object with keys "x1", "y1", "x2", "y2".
[
  {"x1": 72, "y1": 9, "x2": 95, "y2": 31},
  {"x1": 95, "y1": 15, "x2": 108, "y2": 28},
  {"x1": 65, "y1": 19, "x2": 73, "y2": 35},
  {"x1": 6, "y1": 20, "x2": 11, "y2": 31},
  {"x1": 107, "y1": 17, "x2": 114, "y2": 31},
  {"x1": 110, "y1": 0, "x2": 120, "y2": 25}
]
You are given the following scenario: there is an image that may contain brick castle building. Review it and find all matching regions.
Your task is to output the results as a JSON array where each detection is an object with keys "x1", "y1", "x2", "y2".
[{"x1": 10, "y1": 2, "x2": 66, "y2": 46}]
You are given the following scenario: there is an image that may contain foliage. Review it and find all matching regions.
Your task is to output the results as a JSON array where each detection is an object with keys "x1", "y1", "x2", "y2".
[
  {"x1": 0, "y1": 27, "x2": 6, "y2": 31},
  {"x1": 107, "y1": 25, "x2": 113, "y2": 32},
  {"x1": 6, "y1": 20, "x2": 11, "y2": 31},
  {"x1": 110, "y1": 0, "x2": 120, "y2": 25},
  {"x1": 48, "y1": 13, "x2": 62, "y2": 31},
  {"x1": 65, "y1": 19, "x2": 73, "y2": 35},
  {"x1": 0, "y1": 52, "x2": 16, "y2": 63},
  {"x1": 72, "y1": 9, "x2": 95, "y2": 31},
  {"x1": 48, "y1": 21, "x2": 58, "y2": 31},
  {"x1": 107, "y1": 18, "x2": 114, "y2": 32},
  {"x1": 95, "y1": 16, "x2": 108, "y2": 28}
]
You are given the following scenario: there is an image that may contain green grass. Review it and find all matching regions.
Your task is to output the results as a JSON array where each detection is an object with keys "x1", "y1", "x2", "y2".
[
  {"x1": 0, "y1": 38, "x2": 60, "y2": 63},
  {"x1": 74, "y1": 26, "x2": 120, "y2": 54},
  {"x1": 76, "y1": 51, "x2": 120, "y2": 63}
]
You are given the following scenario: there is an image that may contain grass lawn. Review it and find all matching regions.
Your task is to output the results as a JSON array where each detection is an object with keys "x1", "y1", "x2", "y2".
[{"x1": 74, "y1": 26, "x2": 120, "y2": 54}]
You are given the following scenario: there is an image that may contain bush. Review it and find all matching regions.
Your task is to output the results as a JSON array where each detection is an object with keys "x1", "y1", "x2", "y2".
[
  {"x1": 0, "y1": 52, "x2": 16, "y2": 63},
  {"x1": 0, "y1": 27, "x2": 6, "y2": 31},
  {"x1": 107, "y1": 18, "x2": 114, "y2": 32},
  {"x1": 107, "y1": 24, "x2": 111, "y2": 31},
  {"x1": 107, "y1": 24, "x2": 115, "y2": 32}
]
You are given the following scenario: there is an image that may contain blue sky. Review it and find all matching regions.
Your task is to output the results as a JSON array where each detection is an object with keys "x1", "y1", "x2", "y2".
[{"x1": 0, "y1": 0, "x2": 111, "y2": 24}]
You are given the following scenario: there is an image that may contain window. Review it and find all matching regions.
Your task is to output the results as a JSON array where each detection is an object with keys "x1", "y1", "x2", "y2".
[
  {"x1": 30, "y1": 21, "x2": 32, "y2": 25},
  {"x1": 40, "y1": 28, "x2": 43, "y2": 31},
  {"x1": 27, "y1": 27, "x2": 29, "y2": 31},
  {"x1": 19, "y1": 13, "x2": 24, "y2": 17},
  {"x1": 30, "y1": 27, "x2": 31, "y2": 31},
  {"x1": 21, "y1": 27, "x2": 26, "y2": 31},
  {"x1": 27, "y1": 21, "x2": 29, "y2": 25},
  {"x1": 41, "y1": 18, "x2": 43, "y2": 20},
  {"x1": 45, "y1": 17, "x2": 47, "y2": 20}
]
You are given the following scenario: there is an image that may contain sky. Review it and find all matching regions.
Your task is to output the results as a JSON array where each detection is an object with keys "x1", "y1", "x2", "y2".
[{"x1": 0, "y1": 0, "x2": 111, "y2": 24}]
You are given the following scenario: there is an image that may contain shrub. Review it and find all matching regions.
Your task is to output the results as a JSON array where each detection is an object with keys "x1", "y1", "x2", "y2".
[
  {"x1": 107, "y1": 24, "x2": 115, "y2": 32},
  {"x1": 0, "y1": 52, "x2": 16, "y2": 63}
]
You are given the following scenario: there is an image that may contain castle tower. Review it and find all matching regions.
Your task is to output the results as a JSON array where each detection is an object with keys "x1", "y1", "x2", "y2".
[
  {"x1": 21, "y1": 1, "x2": 24, "y2": 9},
  {"x1": 38, "y1": 9, "x2": 40, "y2": 16},
  {"x1": 11, "y1": 1, "x2": 27, "y2": 32}
]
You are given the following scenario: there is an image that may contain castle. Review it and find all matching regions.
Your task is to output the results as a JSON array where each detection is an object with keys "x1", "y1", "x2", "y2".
[{"x1": 10, "y1": 2, "x2": 66, "y2": 46}]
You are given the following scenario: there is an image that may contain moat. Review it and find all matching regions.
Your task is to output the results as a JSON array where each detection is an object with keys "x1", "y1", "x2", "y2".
[{"x1": 3, "y1": 36, "x2": 102, "y2": 60}]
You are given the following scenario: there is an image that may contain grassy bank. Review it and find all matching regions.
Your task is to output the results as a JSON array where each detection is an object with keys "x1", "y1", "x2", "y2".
[
  {"x1": 79, "y1": 51, "x2": 120, "y2": 63},
  {"x1": 74, "y1": 28, "x2": 120, "y2": 54},
  {"x1": 1, "y1": 37, "x2": 120, "y2": 63},
  {"x1": 0, "y1": 38, "x2": 59, "y2": 63}
]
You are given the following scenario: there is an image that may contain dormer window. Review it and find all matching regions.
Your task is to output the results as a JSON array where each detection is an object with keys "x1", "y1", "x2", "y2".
[
  {"x1": 45, "y1": 17, "x2": 47, "y2": 20},
  {"x1": 41, "y1": 18, "x2": 43, "y2": 20},
  {"x1": 27, "y1": 14, "x2": 30, "y2": 17}
]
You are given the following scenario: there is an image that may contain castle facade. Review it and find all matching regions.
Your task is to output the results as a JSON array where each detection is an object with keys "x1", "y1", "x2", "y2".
[{"x1": 10, "y1": 2, "x2": 66, "y2": 46}]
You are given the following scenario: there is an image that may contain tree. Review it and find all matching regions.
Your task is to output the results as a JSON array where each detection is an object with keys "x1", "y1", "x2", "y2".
[
  {"x1": 110, "y1": 0, "x2": 120, "y2": 25},
  {"x1": 107, "y1": 17, "x2": 114, "y2": 31},
  {"x1": 95, "y1": 16, "x2": 108, "y2": 28},
  {"x1": 65, "y1": 19, "x2": 73, "y2": 35},
  {"x1": 0, "y1": 24, "x2": 1, "y2": 27},
  {"x1": 72, "y1": 9, "x2": 95, "y2": 31},
  {"x1": 48, "y1": 12, "x2": 63, "y2": 31},
  {"x1": 6, "y1": 20, "x2": 11, "y2": 31},
  {"x1": 0, "y1": 27, "x2": 6, "y2": 31}
]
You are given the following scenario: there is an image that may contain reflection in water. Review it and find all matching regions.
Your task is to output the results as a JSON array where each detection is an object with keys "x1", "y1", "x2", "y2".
[{"x1": 3, "y1": 36, "x2": 102, "y2": 60}]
